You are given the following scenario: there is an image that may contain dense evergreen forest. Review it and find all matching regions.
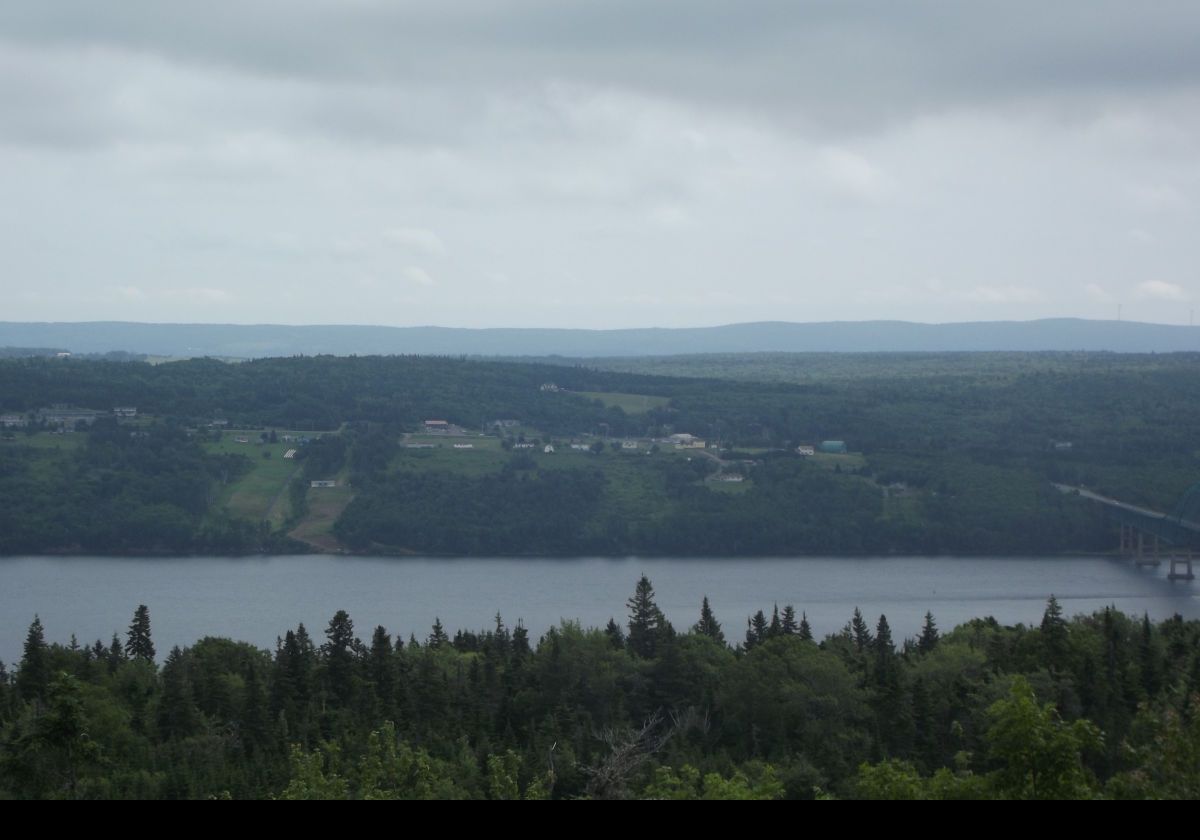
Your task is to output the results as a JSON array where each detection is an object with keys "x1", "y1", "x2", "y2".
[
  {"x1": 2, "y1": 583, "x2": 1198, "y2": 799},
  {"x1": 1, "y1": 352, "x2": 1198, "y2": 555}
]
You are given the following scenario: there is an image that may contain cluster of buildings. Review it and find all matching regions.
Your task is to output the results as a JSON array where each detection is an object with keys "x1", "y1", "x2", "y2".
[
  {"x1": 1, "y1": 405, "x2": 141, "y2": 429},
  {"x1": 796, "y1": 441, "x2": 848, "y2": 456}
]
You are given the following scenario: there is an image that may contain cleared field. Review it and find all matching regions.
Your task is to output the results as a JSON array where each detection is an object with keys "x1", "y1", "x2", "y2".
[
  {"x1": 289, "y1": 469, "x2": 354, "y2": 552},
  {"x1": 708, "y1": 478, "x2": 753, "y2": 494},
  {"x1": 578, "y1": 391, "x2": 670, "y2": 414},
  {"x1": 809, "y1": 451, "x2": 867, "y2": 471},
  {"x1": 205, "y1": 431, "x2": 315, "y2": 524},
  {"x1": 3, "y1": 431, "x2": 84, "y2": 452}
]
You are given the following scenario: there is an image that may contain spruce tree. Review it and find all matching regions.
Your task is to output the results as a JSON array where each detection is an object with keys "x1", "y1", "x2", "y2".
[
  {"x1": 693, "y1": 596, "x2": 725, "y2": 644},
  {"x1": 18, "y1": 615, "x2": 49, "y2": 701},
  {"x1": 918, "y1": 611, "x2": 940, "y2": 654},
  {"x1": 428, "y1": 617, "x2": 450, "y2": 649},
  {"x1": 798, "y1": 612, "x2": 814, "y2": 642},
  {"x1": 323, "y1": 610, "x2": 357, "y2": 704},
  {"x1": 626, "y1": 575, "x2": 668, "y2": 658},
  {"x1": 875, "y1": 615, "x2": 893, "y2": 652},
  {"x1": 1040, "y1": 594, "x2": 1069, "y2": 666},
  {"x1": 512, "y1": 620, "x2": 531, "y2": 657},
  {"x1": 108, "y1": 633, "x2": 126, "y2": 674},
  {"x1": 605, "y1": 618, "x2": 625, "y2": 650},
  {"x1": 369, "y1": 625, "x2": 395, "y2": 714},
  {"x1": 745, "y1": 610, "x2": 768, "y2": 650},
  {"x1": 125, "y1": 604, "x2": 156, "y2": 662},
  {"x1": 781, "y1": 605, "x2": 798, "y2": 635},
  {"x1": 768, "y1": 604, "x2": 782, "y2": 638},
  {"x1": 851, "y1": 607, "x2": 873, "y2": 652}
]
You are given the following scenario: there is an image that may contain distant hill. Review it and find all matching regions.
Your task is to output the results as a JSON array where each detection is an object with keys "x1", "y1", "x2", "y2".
[{"x1": 0, "y1": 318, "x2": 1197, "y2": 358}]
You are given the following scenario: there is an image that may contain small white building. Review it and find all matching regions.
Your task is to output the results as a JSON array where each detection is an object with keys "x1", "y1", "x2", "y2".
[
  {"x1": 544, "y1": 444, "x2": 556, "y2": 453},
  {"x1": 310, "y1": 480, "x2": 337, "y2": 488}
]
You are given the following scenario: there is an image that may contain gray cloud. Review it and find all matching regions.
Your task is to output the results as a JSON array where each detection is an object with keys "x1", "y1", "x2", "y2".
[{"x1": 0, "y1": 3, "x2": 1197, "y2": 327}]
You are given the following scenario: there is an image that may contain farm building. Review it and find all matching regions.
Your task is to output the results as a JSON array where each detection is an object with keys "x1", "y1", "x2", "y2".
[
  {"x1": 818, "y1": 440, "x2": 848, "y2": 454},
  {"x1": 38, "y1": 408, "x2": 103, "y2": 426},
  {"x1": 112, "y1": 407, "x2": 138, "y2": 418},
  {"x1": 796, "y1": 445, "x2": 815, "y2": 456},
  {"x1": 310, "y1": 480, "x2": 337, "y2": 488},
  {"x1": 0, "y1": 414, "x2": 27, "y2": 428}
]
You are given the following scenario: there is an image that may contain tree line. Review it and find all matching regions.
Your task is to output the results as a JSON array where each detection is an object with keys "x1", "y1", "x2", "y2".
[{"x1": 3, "y1": 580, "x2": 1199, "y2": 798}]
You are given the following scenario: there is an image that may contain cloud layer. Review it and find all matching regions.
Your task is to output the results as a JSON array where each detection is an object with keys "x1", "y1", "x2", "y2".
[{"x1": 1, "y1": 3, "x2": 1198, "y2": 326}]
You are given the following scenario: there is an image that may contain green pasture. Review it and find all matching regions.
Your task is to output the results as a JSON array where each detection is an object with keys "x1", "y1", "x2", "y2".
[{"x1": 578, "y1": 391, "x2": 670, "y2": 414}]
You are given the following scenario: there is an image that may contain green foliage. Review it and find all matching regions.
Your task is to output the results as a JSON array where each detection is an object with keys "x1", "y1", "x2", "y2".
[
  {"x1": 644, "y1": 764, "x2": 785, "y2": 800},
  {"x1": 3, "y1": 590, "x2": 1200, "y2": 799},
  {"x1": 125, "y1": 605, "x2": 155, "y2": 662},
  {"x1": 985, "y1": 676, "x2": 1102, "y2": 799},
  {"x1": 4, "y1": 351, "x2": 1199, "y2": 556}
]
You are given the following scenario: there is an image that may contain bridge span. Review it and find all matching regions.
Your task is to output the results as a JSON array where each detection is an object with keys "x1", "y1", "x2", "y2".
[{"x1": 1055, "y1": 482, "x2": 1200, "y2": 580}]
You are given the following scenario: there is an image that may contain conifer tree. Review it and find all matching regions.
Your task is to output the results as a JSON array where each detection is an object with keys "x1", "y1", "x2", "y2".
[
  {"x1": 875, "y1": 614, "x2": 894, "y2": 654},
  {"x1": 851, "y1": 607, "x2": 873, "y2": 652},
  {"x1": 512, "y1": 620, "x2": 531, "y2": 657},
  {"x1": 745, "y1": 610, "x2": 768, "y2": 650},
  {"x1": 1040, "y1": 595, "x2": 1069, "y2": 666},
  {"x1": 323, "y1": 610, "x2": 357, "y2": 704},
  {"x1": 918, "y1": 611, "x2": 940, "y2": 654},
  {"x1": 768, "y1": 604, "x2": 782, "y2": 638},
  {"x1": 626, "y1": 575, "x2": 668, "y2": 658},
  {"x1": 125, "y1": 604, "x2": 156, "y2": 662},
  {"x1": 428, "y1": 617, "x2": 450, "y2": 649},
  {"x1": 605, "y1": 617, "x2": 625, "y2": 650},
  {"x1": 369, "y1": 625, "x2": 395, "y2": 713},
  {"x1": 798, "y1": 612, "x2": 814, "y2": 642},
  {"x1": 781, "y1": 605, "x2": 798, "y2": 636},
  {"x1": 18, "y1": 615, "x2": 49, "y2": 701},
  {"x1": 693, "y1": 596, "x2": 725, "y2": 644},
  {"x1": 108, "y1": 633, "x2": 126, "y2": 674}
]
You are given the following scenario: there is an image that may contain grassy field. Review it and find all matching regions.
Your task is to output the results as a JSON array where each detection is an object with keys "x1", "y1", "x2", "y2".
[
  {"x1": 577, "y1": 391, "x2": 670, "y2": 414},
  {"x1": 708, "y1": 476, "x2": 753, "y2": 494},
  {"x1": 289, "y1": 467, "x2": 354, "y2": 552},
  {"x1": 205, "y1": 432, "x2": 310, "y2": 525},
  {"x1": 2, "y1": 431, "x2": 84, "y2": 452},
  {"x1": 809, "y1": 451, "x2": 867, "y2": 471}
]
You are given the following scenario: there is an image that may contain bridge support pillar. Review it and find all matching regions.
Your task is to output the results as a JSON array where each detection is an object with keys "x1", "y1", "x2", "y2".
[
  {"x1": 1137, "y1": 530, "x2": 1163, "y2": 566},
  {"x1": 1168, "y1": 554, "x2": 1195, "y2": 581}
]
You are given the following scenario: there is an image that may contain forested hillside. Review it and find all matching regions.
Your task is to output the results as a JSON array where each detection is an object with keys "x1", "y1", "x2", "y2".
[{"x1": 1, "y1": 352, "x2": 1198, "y2": 555}]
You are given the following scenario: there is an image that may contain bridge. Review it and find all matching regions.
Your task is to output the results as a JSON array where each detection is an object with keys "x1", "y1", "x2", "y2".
[{"x1": 1055, "y1": 482, "x2": 1200, "y2": 580}]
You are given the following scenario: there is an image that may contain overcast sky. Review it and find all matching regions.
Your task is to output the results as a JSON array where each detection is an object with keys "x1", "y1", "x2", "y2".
[{"x1": 2, "y1": 2, "x2": 1198, "y2": 328}]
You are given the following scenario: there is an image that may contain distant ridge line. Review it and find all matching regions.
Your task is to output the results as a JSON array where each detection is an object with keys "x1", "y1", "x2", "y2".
[{"x1": 0, "y1": 318, "x2": 1197, "y2": 358}]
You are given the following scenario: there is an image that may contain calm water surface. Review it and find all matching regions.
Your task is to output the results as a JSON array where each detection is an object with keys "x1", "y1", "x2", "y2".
[{"x1": 1, "y1": 554, "x2": 1197, "y2": 663}]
